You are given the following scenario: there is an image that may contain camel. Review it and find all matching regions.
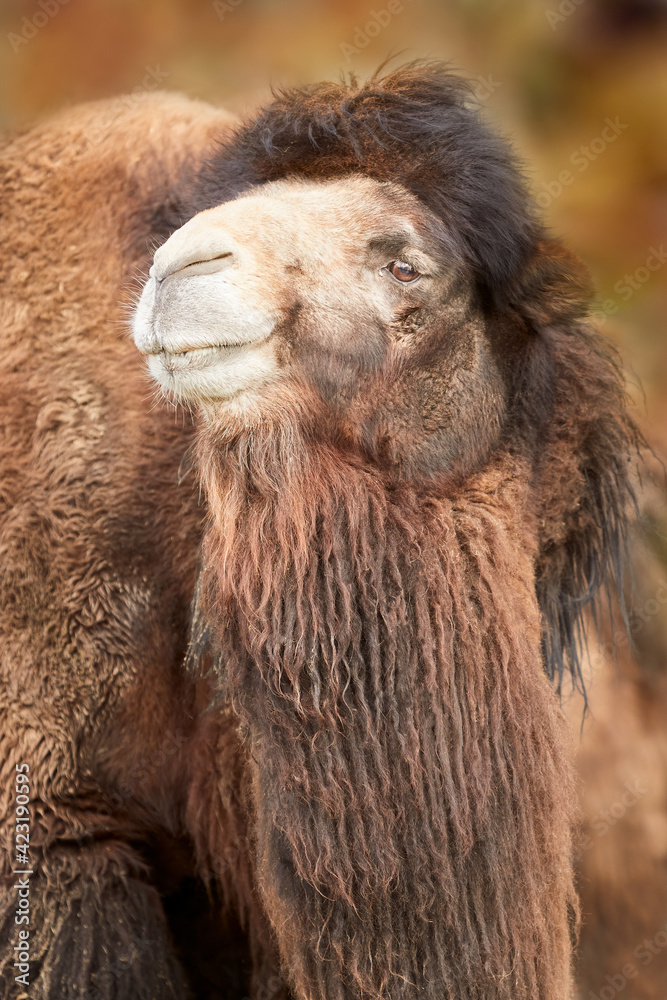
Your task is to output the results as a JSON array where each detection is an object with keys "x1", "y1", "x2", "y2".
[{"x1": 0, "y1": 65, "x2": 640, "y2": 999}]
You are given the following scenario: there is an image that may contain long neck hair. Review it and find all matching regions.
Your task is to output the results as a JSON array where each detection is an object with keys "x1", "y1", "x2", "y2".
[{"x1": 195, "y1": 393, "x2": 576, "y2": 1000}]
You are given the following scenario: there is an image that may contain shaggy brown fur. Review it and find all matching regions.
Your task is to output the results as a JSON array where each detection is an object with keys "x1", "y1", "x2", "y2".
[
  {"x1": 0, "y1": 64, "x2": 641, "y2": 1000},
  {"x1": 0, "y1": 93, "x2": 281, "y2": 999},
  {"x1": 174, "y1": 66, "x2": 639, "y2": 998},
  {"x1": 195, "y1": 402, "x2": 578, "y2": 999}
]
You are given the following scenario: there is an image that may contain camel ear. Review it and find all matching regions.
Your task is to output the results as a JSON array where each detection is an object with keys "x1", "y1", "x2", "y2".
[{"x1": 512, "y1": 239, "x2": 594, "y2": 326}]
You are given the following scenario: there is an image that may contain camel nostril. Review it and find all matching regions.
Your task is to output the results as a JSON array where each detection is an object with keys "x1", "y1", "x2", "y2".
[
  {"x1": 177, "y1": 252, "x2": 234, "y2": 278},
  {"x1": 152, "y1": 250, "x2": 235, "y2": 284}
]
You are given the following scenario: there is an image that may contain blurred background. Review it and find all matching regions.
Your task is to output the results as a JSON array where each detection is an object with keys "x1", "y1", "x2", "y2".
[{"x1": 1, "y1": 0, "x2": 666, "y2": 435}]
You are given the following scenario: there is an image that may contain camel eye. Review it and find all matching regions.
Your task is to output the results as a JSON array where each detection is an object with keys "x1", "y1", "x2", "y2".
[{"x1": 387, "y1": 260, "x2": 420, "y2": 283}]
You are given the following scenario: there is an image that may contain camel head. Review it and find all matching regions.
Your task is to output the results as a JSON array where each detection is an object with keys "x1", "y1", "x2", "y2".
[
  {"x1": 132, "y1": 63, "x2": 639, "y2": 689},
  {"x1": 133, "y1": 170, "x2": 519, "y2": 475},
  {"x1": 133, "y1": 174, "x2": 456, "y2": 401}
]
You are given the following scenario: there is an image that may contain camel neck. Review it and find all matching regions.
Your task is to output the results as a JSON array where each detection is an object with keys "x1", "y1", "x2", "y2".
[{"x1": 191, "y1": 419, "x2": 574, "y2": 1000}]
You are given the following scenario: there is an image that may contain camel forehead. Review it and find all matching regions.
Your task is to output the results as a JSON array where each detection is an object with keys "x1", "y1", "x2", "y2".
[{"x1": 196, "y1": 176, "x2": 430, "y2": 257}]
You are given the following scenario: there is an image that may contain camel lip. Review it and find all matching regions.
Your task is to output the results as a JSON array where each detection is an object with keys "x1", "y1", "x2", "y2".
[
  {"x1": 160, "y1": 342, "x2": 251, "y2": 358},
  {"x1": 153, "y1": 342, "x2": 252, "y2": 374}
]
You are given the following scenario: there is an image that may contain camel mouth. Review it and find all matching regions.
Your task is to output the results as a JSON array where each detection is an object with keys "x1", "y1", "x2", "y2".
[
  {"x1": 158, "y1": 342, "x2": 251, "y2": 371},
  {"x1": 145, "y1": 334, "x2": 280, "y2": 404}
]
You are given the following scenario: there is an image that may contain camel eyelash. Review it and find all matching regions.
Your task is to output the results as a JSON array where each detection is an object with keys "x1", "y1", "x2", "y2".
[{"x1": 397, "y1": 250, "x2": 433, "y2": 275}]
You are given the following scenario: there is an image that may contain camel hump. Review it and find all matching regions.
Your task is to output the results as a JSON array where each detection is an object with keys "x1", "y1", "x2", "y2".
[
  {"x1": 0, "y1": 93, "x2": 237, "y2": 355},
  {"x1": 1, "y1": 89, "x2": 236, "y2": 178}
]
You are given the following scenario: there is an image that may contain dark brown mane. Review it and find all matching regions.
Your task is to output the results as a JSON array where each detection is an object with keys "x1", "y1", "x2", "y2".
[
  {"x1": 533, "y1": 325, "x2": 641, "y2": 695},
  {"x1": 190, "y1": 62, "x2": 539, "y2": 305}
]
